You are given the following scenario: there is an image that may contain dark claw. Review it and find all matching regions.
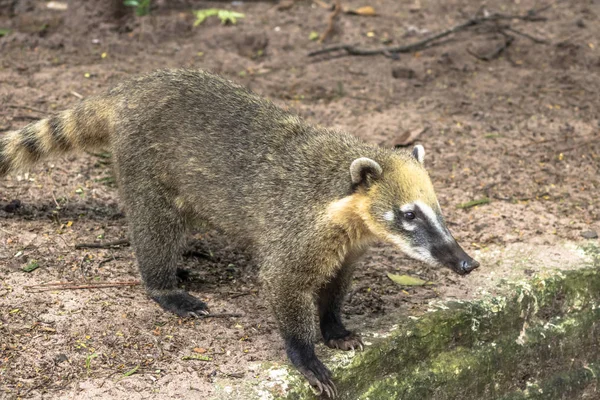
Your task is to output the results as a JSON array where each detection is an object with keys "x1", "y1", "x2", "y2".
[
  {"x1": 286, "y1": 338, "x2": 337, "y2": 398},
  {"x1": 325, "y1": 332, "x2": 364, "y2": 352},
  {"x1": 312, "y1": 380, "x2": 323, "y2": 397}
]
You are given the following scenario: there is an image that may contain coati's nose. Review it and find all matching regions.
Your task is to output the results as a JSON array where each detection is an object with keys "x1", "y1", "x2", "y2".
[{"x1": 460, "y1": 258, "x2": 480, "y2": 274}]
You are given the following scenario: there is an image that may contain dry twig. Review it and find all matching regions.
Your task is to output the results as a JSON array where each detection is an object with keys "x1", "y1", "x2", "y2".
[
  {"x1": 309, "y1": 6, "x2": 549, "y2": 57},
  {"x1": 75, "y1": 239, "x2": 130, "y2": 249},
  {"x1": 7, "y1": 104, "x2": 47, "y2": 114},
  {"x1": 25, "y1": 280, "x2": 140, "y2": 292},
  {"x1": 319, "y1": 0, "x2": 342, "y2": 43},
  {"x1": 197, "y1": 313, "x2": 244, "y2": 318}
]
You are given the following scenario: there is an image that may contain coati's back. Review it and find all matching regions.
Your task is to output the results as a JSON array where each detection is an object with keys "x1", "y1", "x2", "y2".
[{"x1": 105, "y1": 70, "x2": 386, "y2": 245}]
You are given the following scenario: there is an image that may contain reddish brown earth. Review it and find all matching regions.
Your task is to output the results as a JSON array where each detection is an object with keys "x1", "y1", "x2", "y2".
[{"x1": 0, "y1": 0, "x2": 599, "y2": 398}]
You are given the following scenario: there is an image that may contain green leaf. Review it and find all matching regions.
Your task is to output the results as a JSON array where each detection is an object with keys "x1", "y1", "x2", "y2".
[
  {"x1": 387, "y1": 273, "x2": 431, "y2": 286},
  {"x1": 123, "y1": 0, "x2": 139, "y2": 6},
  {"x1": 0, "y1": 28, "x2": 11, "y2": 37},
  {"x1": 123, "y1": 365, "x2": 139, "y2": 377},
  {"x1": 85, "y1": 353, "x2": 99, "y2": 370},
  {"x1": 22, "y1": 260, "x2": 40, "y2": 273},
  {"x1": 457, "y1": 198, "x2": 491, "y2": 209},
  {"x1": 193, "y1": 9, "x2": 244, "y2": 26},
  {"x1": 309, "y1": 31, "x2": 320, "y2": 41},
  {"x1": 217, "y1": 10, "x2": 245, "y2": 25},
  {"x1": 193, "y1": 9, "x2": 219, "y2": 26}
]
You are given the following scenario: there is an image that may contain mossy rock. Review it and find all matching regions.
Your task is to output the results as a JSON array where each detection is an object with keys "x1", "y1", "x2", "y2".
[{"x1": 268, "y1": 267, "x2": 600, "y2": 400}]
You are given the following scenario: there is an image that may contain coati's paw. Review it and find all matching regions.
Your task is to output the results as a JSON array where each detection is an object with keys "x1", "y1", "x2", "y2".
[
  {"x1": 325, "y1": 332, "x2": 364, "y2": 352},
  {"x1": 298, "y1": 358, "x2": 337, "y2": 399},
  {"x1": 151, "y1": 291, "x2": 209, "y2": 317},
  {"x1": 286, "y1": 339, "x2": 337, "y2": 398}
]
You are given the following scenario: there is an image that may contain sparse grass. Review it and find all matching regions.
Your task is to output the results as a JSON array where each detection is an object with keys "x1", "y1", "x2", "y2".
[{"x1": 124, "y1": 0, "x2": 151, "y2": 17}]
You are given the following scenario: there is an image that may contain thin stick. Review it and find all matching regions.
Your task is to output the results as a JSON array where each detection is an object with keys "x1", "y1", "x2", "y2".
[
  {"x1": 198, "y1": 313, "x2": 244, "y2": 318},
  {"x1": 7, "y1": 104, "x2": 47, "y2": 114},
  {"x1": 26, "y1": 280, "x2": 140, "y2": 288},
  {"x1": 75, "y1": 239, "x2": 130, "y2": 249},
  {"x1": 309, "y1": 6, "x2": 549, "y2": 57},
  {"x1": 319, "y1": 0, "x2": 342, "y2": 43},
  {"x1": 503, "y1": 26, "x2": 548, "y2": 44},
  {"x1": 230, "y1": 291, "x2": 257, "y2": 299},
  {"x1": 26, "y1": 281, "x2": 141, "y2": 292}
]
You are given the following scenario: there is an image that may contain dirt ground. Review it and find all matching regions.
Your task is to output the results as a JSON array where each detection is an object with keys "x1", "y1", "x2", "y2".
[{"x1": 0, "y1": 0, "x2": 599, "y2": 399}]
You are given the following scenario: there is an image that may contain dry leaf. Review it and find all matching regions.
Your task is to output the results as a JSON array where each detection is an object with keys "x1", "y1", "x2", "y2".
[
  {"x1": 387, "y1": 273, "x2": 431, "y2": 286},
  {"x1": 276, "y1": 0, "x2": 295, "y2": 11},
  {"x1": 346, "y1": 6, "x2": 377, "y2": 16},
  {"x1": 193, "y1": 347, "x2": 207, "y2": 353},
  {"x1": 384, "y1": 127, "x2": 428, "y2": 148}
]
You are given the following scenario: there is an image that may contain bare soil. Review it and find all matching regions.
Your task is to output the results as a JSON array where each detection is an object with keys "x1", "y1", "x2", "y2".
[{"x1": 0, "y1": 0, "x2": 599, "y2": 399}]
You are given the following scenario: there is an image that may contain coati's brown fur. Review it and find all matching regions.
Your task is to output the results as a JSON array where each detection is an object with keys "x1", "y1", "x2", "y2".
[{"x1": 1, "y1": 69, "x2": 478, "y2": 398}]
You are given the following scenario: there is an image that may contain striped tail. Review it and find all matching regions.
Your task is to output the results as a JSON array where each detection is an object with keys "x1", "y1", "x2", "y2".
[{"x1": 0, "y1": 96, "x2": 115, "y2": 176}]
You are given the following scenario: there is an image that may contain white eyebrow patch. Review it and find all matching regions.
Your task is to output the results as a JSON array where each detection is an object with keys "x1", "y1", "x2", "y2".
[
  {"x1": 400, "y1": 203, "x2": 415, "y2": 213},
  {"x1": 383, "y1": 210, "x2": 395, "y2": 221}
]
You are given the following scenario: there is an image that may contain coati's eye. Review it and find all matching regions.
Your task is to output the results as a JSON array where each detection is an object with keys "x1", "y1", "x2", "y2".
[{"x1": 404, "y1": 211, "x2": 416, "y2": 220}]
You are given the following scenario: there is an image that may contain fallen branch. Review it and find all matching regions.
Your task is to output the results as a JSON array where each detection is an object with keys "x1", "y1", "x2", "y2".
[
  {"x1": 75, "y1": 239, "x2": 130, "y2": 249},
  {"x1": 319, "y1": 0, "x2": 342, "y2": 43},
  {"x1": 309, "y1": 6, "x2": 549, "y2": 57}
]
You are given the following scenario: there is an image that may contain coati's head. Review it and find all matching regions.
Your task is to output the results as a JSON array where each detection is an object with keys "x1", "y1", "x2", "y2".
[{"x1": 341, "y1": 145, "x2": 479, "y2": 275}]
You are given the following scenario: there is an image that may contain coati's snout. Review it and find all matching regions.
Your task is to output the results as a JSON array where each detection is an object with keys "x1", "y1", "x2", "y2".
[{"x1": 430, "y1": 237, "x2": 480, "y2": 275}]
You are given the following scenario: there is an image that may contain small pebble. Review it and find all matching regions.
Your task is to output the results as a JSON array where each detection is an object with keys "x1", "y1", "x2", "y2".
[
  {"x1": 392, "y1": 67, "x2": 416, "y2": 80},
  {"x1": 581, "y1": 230, "x2": 598, "y2": 239}
]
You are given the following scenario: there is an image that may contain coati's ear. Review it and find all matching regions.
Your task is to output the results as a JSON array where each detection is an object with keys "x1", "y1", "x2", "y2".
[
  {"x1": 350, "y1": 157, "x2": 382, "y2": 189},
  {"x1": 412, "y1": 144, "x2": 425, "y2": 165}
]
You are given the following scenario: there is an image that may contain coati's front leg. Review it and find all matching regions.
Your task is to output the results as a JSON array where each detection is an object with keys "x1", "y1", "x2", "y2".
[
  {"x1": 121, "y1": 182, "x2": 209, "y2": 317},
  {"x1": 318, "y1": 263, "x2": 364, "y2": 351},
  {"x1": 264, "y1": 273, "x2": 337, "y2": 398}
]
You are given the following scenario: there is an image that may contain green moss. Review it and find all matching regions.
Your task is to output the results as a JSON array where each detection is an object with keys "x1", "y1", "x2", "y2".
[{"x1": 272, "y1": 268, "x2": 600, "y2": 400}]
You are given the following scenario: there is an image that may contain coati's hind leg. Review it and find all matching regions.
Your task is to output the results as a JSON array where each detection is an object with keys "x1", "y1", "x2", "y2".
[
  {"x1": 121, "y1": 183, "x2": 209, "y2": 317},
  {"x1": 318, "y1": 263, "x2": 364, "y2": 351}
]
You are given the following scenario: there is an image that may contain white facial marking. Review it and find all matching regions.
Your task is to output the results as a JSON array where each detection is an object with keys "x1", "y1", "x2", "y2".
[
  {"x1": 414, "y1": 201, "x2": 454, "y2": 244},
  {"x1": 383, "y1": 210, "x2": 395, "y2": 221},
  {"x1": 388, "y1": 235, "x2": 440, "y2": 267}
]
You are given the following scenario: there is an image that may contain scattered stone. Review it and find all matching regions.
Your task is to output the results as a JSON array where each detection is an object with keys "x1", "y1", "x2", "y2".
[
  {"x1": 392, "y1": 67, "x2": 416, "y2": 79},
  {"x1": 581, "y1": 230, "x2": 598, "y2": 239},
  {"x1": 54, "y1": 354, "x2": 69, "y2": 364},
  {"x1": 3, "y1": 199, "x2": 22, "y2": 213}
]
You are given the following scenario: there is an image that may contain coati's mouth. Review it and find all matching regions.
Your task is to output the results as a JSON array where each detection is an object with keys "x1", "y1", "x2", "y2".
[{"x1": 452, "y1": 258, "x2": 480, "y2": 275}]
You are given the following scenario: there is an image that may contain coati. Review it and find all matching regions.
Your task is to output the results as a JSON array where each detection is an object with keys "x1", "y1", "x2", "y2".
[{"x1": 0, "y1": 69, "x2": 479, "y2": 398}]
